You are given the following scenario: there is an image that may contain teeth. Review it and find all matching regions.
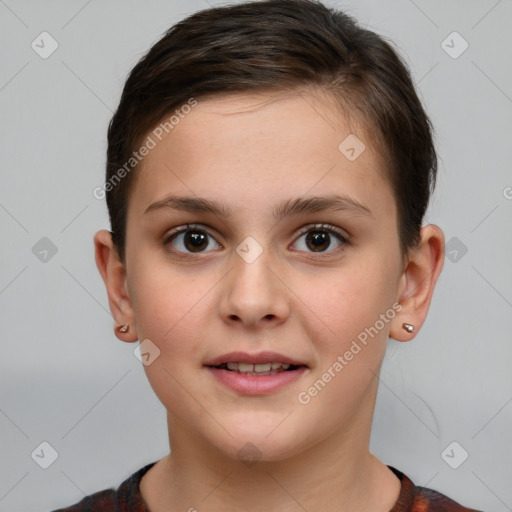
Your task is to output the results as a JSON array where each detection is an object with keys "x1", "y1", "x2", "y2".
[
  {"x1": 223, "y1": 362, "x2": 293, "y2": 373},
  {"x1": 255, "y1": 363, "x2": 271, "y2": 372}
]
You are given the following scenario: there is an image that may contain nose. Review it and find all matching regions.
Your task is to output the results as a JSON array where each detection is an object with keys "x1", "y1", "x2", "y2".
[{"x1": 219, "y1": 248, "x2": 290, "y2": 329}]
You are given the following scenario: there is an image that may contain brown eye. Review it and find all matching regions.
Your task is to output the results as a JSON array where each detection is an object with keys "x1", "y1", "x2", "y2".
[
  {"x1": 293, "y1": 224, "x2": 348, "y2": 254},
  {"x1": 305, "y1": 231, "x2": 331, "y2": 252},
  {"x1": 183, "y1": 231, "x2": 208, "y2": 252},
  {"x1": 165, "y1": 225, "x2": 220, "y2": 254}
]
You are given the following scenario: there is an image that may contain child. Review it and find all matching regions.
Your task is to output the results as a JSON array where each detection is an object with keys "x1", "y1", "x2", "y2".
[{"x1": 54, "y1": 0, "x2": 480, "y2": 510}]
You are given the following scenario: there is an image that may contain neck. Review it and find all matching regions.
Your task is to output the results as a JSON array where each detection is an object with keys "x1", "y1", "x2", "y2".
[{"x1": 140, "y1": 411, "x2": 401, "y2": 512}]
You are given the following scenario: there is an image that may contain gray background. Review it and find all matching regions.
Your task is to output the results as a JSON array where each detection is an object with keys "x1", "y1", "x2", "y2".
[{"x1": 1, "y1": 1, "x2": 511, "y2": 511}]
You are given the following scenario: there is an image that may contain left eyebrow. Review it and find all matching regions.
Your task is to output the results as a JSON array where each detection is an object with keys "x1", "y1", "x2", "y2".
[
  {"x1": 144, "y1": 194, "x2": 373, "y2": 220},
  {"x1": 273, "y1": 195, "x2": 373, "y2": 221}
]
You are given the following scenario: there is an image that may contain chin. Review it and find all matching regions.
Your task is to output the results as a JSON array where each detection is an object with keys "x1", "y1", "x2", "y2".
[{"x1": 204, "y1": 425, "x2": 309, "y2": 464}]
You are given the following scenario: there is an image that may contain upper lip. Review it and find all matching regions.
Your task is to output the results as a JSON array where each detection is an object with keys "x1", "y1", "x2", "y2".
[{"x1": 204, "y1": 351, "x2": 308, "y2": 367}]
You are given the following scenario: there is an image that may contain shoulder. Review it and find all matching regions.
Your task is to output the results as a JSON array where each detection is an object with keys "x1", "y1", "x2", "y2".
[
  {"x1": 51, "y1": 462, "x2": 157, "y2": 512},
  {"x1": 52, "y1": 489, "x2": 116, "y2": 512},
  {"x1": 388, "y1": 466, "x2": 482, "y2": 512},
  {"x1": 412, "y1": 487, "x2": 482, "y2": 512}
]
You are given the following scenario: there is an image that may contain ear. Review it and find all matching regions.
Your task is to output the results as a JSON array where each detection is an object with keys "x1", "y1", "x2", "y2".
[
  {"x1": 94, "y1": 230, "x2": 138, "y2": 343},
  {"x1": 389, "y1": 224, "x2": 445, "y2": 342}
]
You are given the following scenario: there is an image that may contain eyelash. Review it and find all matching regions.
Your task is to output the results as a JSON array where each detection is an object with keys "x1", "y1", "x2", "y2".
[{"x1": 163, "y1": 223, "x2": 350, "y2": 258}]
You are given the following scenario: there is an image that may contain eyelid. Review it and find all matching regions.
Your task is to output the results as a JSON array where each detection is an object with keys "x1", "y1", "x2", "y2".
[
  {"x1": 164, "y1": 223, "x2": 218, "y2": 240},
  {"x1": 294, "y1": 223, "x2": 349, "y2": 242},
  {"x1": 163, "y1": 223, "x2": 223, "y2": 252}
]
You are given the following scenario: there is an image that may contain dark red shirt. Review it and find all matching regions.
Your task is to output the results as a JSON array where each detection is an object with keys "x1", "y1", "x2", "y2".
[{"x1": 52, "y1": 462, "x2": 481, "y2": 511}]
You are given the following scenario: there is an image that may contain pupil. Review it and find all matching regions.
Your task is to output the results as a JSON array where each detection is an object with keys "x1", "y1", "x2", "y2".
[
  {"x1": 306, "y1": 231, "x2": 330, "y2": 252},
  {"x1": 185, "y1": 231, "x2": 207, "y2": 252}
]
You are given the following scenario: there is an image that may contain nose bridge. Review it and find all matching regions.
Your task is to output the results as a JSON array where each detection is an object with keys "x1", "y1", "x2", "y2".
[{"x1": 219, "y1": 238, "x2": 289, "y2": 326}]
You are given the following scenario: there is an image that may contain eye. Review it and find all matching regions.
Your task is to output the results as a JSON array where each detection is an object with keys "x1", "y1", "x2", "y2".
[
  {"x1": 164, "y1": 224, "x2": 221, "y2": 254},
  {"x1": 292, "y1": 223, "x2": 349, "y2": 254},
  {"x1": 163, "y1": 223, "x2": 349, "y2": 256}
]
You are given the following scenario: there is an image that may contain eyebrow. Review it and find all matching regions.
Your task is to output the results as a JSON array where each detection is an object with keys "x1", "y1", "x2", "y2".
[{"x1": 144, "y1": 194, "x2": 373, "y2": 221}]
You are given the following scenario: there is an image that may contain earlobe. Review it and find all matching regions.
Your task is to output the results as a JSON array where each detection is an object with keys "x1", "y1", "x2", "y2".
[
  {"x1": 94, "y1": 230, "x2": 138, "y2": 343},
  {"x1": 390, "y1": 224, "x2": 445, "y2": 342}
]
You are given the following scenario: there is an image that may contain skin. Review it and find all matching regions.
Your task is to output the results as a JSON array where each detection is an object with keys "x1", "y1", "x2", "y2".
[{"x1": 95, "y1": 88, "x2": 444, "y2": 512}]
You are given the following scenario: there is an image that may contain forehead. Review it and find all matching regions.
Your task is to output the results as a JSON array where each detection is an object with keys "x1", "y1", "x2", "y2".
[{"x1": 128, "y1": 89, "x2": 394, "y2": 220}]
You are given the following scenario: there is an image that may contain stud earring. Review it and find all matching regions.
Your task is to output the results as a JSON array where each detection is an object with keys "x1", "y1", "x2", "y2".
[
  {"x1": 402, "y1": 323, "x2": 414, "y2": 333},
  {"x1": 118, "y1": 324, "x2": 129, "y2": 333}
]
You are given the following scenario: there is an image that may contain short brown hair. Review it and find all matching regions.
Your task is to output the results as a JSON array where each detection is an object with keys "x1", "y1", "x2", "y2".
[{"x1": 105, "y1": 0, "x2": 437, "y2": 263}]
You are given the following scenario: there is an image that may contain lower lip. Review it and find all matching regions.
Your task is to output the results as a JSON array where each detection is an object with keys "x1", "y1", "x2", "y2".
[{"x1": 205, "y1": 366, "x2": 307, "y2": 395}]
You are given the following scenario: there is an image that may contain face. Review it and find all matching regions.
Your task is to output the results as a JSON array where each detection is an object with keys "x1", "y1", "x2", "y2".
[{"x1": 122, "y1": 89, "x2": 406, "y2": 462}]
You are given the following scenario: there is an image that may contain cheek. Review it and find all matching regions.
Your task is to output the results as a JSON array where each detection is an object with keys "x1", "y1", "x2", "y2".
[
  {"x1": 129, "y1": 268, "x2": 215, "y2": 423},
  {"x1": 294, "y1": 262, "x2": 396, "y2": 345},
  {"x1": 127, "y1": 259, "x2": 213, "y2": 359},
  {"x1": 294, "y1": 270, "x2": 393, "y2": 422}
]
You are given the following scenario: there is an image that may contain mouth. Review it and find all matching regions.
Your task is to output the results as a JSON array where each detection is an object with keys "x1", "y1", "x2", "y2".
[
  {"x1": 207, "y1": 361, "x2": 304, "y2": 376},
  {"x1": 204, "y1": 351, "x2": 309, "y2": 394}
]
